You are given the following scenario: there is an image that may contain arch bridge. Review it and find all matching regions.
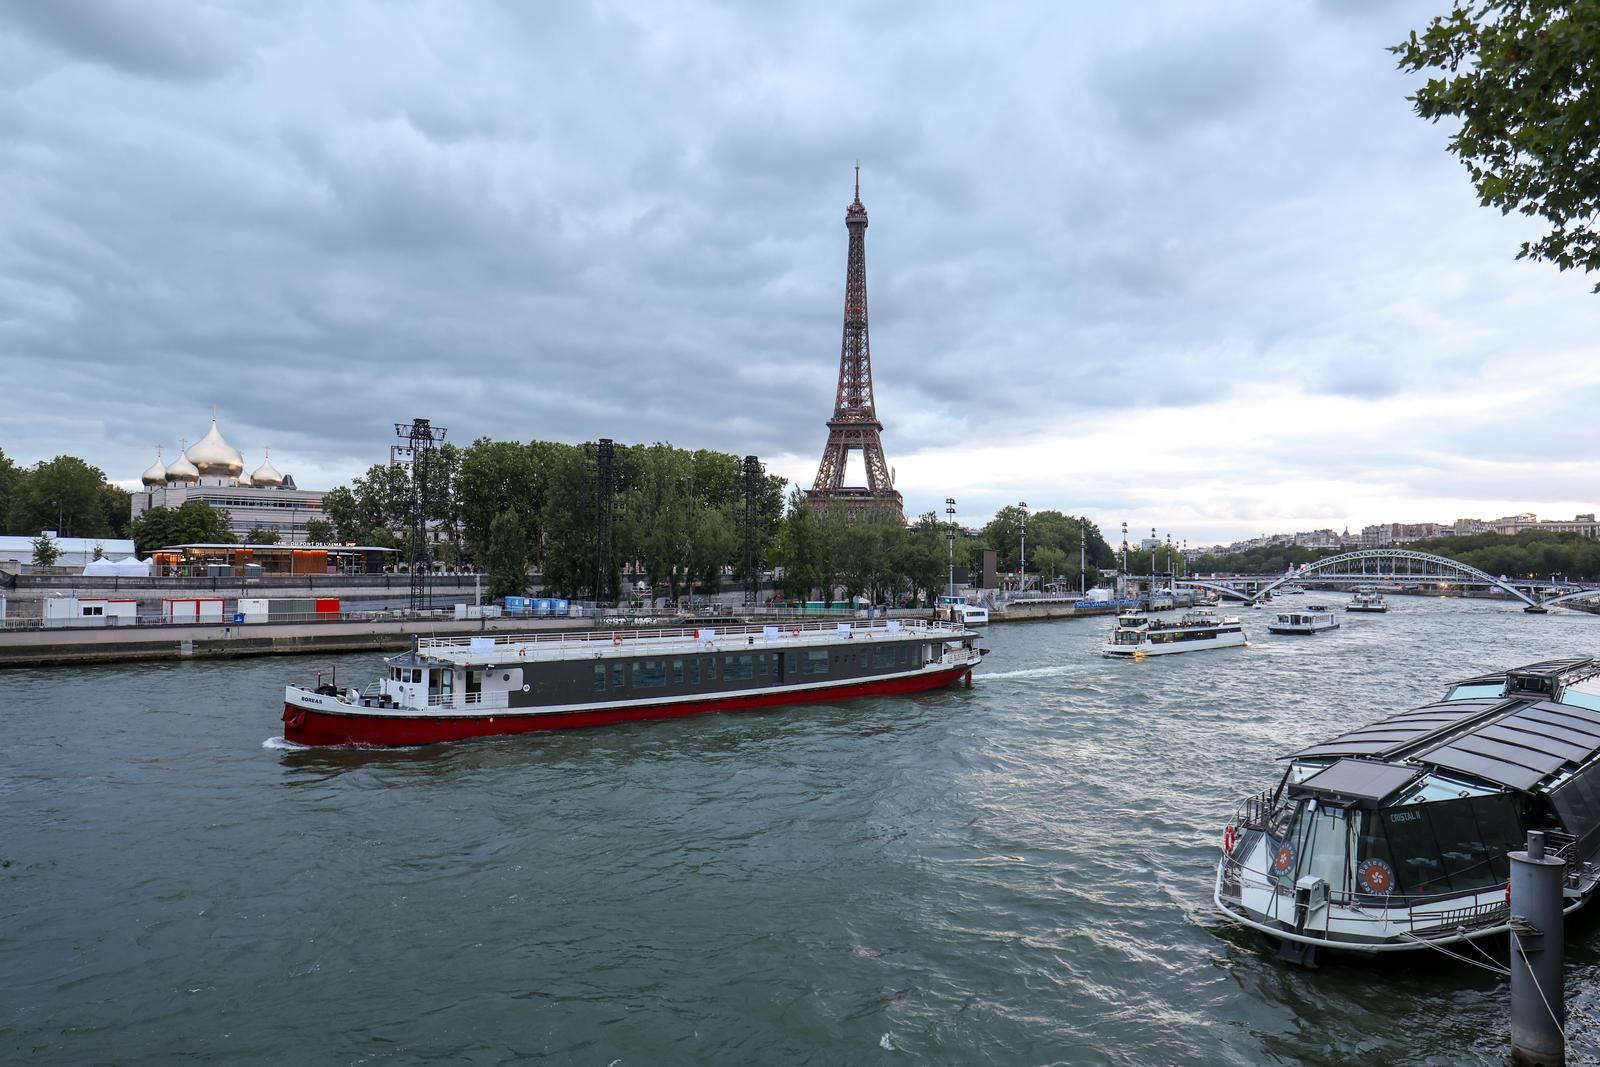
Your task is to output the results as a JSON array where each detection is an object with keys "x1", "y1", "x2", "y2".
[{"x1": 1176, "y1": 548, "x2": 1600, "y2": 609}]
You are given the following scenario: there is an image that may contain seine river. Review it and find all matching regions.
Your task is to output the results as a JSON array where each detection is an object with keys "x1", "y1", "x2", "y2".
[{"x1": 6, "y1": 595, "x2": 1600, "y2": 1064}]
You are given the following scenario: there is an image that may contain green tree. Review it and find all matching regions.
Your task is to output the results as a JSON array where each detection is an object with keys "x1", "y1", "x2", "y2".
[
  {"x1": 304, "y1": 518, "x2": 335, "y2": 544},
  {"x1": 457, "y1": 439, "x2": 542, "y2": 565},
  {"x1": 688, "y1": 503, "x2": 739, "y2": 597},
  {"x1": 319, "y1": 485, "x2": 364, "y2": 543},
  {"x1": 129, "y1": 501, "x2": 235, "y2": 554},
  {"x1": 1395, "y1": 2, "x2": 1600, "y2": 288},
  {"x1": 99, "y1": 483, "x2": 132, "y2": 539},
  {"x1": 541, "y1": 444, "x2": 610, "y2": 599},
  {"x1": 10, "y1": 456, "x2": 114, "y2": 537},
  {"x1": 898, "y1": 512, "x2": 951, "y2": 606},
  {"x1": 620, "y1": 444, "x2": 694, "y2": 603},
  {"x1": 0, "y1": 446, "x2": 19, "y2": 531},
  {"x1": 243, "y1": 528, "x2": 281, "y2": 545},
  {"x1": 31, "y1": 532, "x2": 59, "y2": 567},
  {"x1": 487, "y1": 508, "x2": 529, "y2": 599}
]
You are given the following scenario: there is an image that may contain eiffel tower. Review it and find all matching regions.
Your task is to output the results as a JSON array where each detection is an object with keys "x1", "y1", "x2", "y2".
[{"x1": 806, "y1": 167, "x2": 904, "y2": 519}]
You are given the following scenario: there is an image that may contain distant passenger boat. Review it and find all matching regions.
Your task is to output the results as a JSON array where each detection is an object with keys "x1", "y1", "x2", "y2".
[
  {"x1": 936, "y1": 595, "x2": 989, "y2": 626},
  {"x1": 1278, "y1": 582, "x2": 1306, "y2": 595},
  {"x1": 1215, "y1": 658, "x2": 1600, "y2": 960},
  {"x1": 281, "y1": 620, "x2": 986, "y2": 746},
  {"x1": 1347, "y1": 590, "x2": 1389, "y2": 613},
  {"x1": 1267, "y1": 605, "x2": 1340, "y2": 635},
  {"x1": 1102, "y1": 608, "x2": 1246, "y2": 658}
]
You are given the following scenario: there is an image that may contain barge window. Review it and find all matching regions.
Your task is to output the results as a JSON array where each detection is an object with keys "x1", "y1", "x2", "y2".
[
  {"x1": 757, "y1": 654, "x2": 769, "y2": 677},
  {"x1": 632, "y1": 660, "x2": 667, "y2": 688},
  {"x1": 725, "y1": 654, "x2": 754, "y2": 681},
  {"x1": 786, "y1": 653, "x2": 797, "y2": 675},
  {"x1": 612, "y1": 664, "x2": 625, "y2": 690},
  {"x1": 704, "y1": 657, "x2": 718, "y2": 682},
  {"x1": 672, "y1": 658, "x2": 684, "y2": 684},
  {"x1": 690, "y1": 659, "x2": 700, "y2": 684},
  {"x1": 593, "y1": 665, "x2": 606, "y2": 692},
  {"x1": 1552, "y1": 765, "x2": 1600, "y2": 841},
  {"x1": 872, "y1": 646, "x2": 893, "y2": 669},
  {"x1": 803, "y1": 650, "x2": 829, "y2": 675}
]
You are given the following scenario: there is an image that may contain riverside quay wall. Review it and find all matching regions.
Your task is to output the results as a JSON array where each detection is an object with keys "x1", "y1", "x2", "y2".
[
  {"x1": 0, "y1": 571, "x2": 486, "y2": 622},
  {"x1": 0, "y1": 614, "x2": 589, "y2": 668}
]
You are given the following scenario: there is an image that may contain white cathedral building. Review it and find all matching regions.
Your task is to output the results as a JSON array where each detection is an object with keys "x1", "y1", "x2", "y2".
[{"x1": 131, "y1": 415, "x2": 328, "y2": 542}]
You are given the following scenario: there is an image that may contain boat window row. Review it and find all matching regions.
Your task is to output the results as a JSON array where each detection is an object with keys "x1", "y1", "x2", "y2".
[
  {"x1": 390, "y1": 667, "x2": 423, "y2": 683},
  {"x1": 1550, "y1": 759, "x2": 1600, "y2": 845},
  {"x1": 1273, "y1": 792, "x2": 1524, "y2": 901},
  {"x1": 590, "y1": 644, "x2": 921, "y2": 692}
]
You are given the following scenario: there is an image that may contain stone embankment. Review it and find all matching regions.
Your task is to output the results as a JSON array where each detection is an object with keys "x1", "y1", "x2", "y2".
[{"x1": 0, "y1": 615, "x2": 586, "y2": 669}]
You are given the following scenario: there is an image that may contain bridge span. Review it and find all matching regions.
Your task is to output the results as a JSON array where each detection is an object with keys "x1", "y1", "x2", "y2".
[{"x1": 1175, "y1": 548, "x2": 1600, "y2": 609}]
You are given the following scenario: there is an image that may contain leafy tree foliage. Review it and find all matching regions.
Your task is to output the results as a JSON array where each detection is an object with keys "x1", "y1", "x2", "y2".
[
  {"x1": 1186, "y1": 544, "x2": 1339, "y2": 575},
  {"x1": 129, "y1": 501, "x2": 235, "y2": 554},
  {"x1": 8, "y1": 455, "x2": 116, "y2": 537},
  {"x1": 243, "y1": 528, "x2": 281, "y2": 545},
  {"x1": 487, "y1": 508, "x2": 529, "y2": 599},
  {"x1": 0, "y1": 447, "x2": 18, "y2": 530},
  {"x1": 304, "y1": 518, "x2": 335, "y2": 544},
  {"x1": 1395, "y1": 2, "x2": 1600, "y2": 287},
  {"x1": 30, "y1": 533, "x2": 59, "y2": 567}
]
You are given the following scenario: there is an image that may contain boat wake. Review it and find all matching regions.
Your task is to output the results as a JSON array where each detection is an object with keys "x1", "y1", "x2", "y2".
[
  {"x1": 262, "y1": 736, "x2": 307, "y2": 751},
  {"x1": 978, "y1": 665, "x2": 1076, "y2": 681}
]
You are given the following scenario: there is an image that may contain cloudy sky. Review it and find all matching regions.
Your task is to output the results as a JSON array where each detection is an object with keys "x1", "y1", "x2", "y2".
[{"x1": 3, "y1": 0, "x2": 1597, "y2": 544}]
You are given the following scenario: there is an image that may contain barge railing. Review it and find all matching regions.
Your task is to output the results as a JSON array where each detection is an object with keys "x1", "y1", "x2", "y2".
[{"x1": 415, "y1": 617, "x2": 966, "y2": 655}]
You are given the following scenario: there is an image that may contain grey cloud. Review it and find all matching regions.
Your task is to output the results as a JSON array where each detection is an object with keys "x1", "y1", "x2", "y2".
[
  {"x1": 0, "y1": 0, "x2": 247, "y2": 82},
  {"x1": 1, "y1": 0, "x2": 1598, "y2": 538}
]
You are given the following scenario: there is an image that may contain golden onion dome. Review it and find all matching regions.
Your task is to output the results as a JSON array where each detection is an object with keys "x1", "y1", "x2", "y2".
[
  {"x1": 249, "y1": 449, "x2": 284, "y2": 488},
  {"x1": 236, "y1": 472, "x2": 254, "y2": 487},
  {"x1": 167, "y1": 440, "x2": 200, "y2": 483},
  {"x1": 141, "y1": 447, "x2": 167, "y2": 487},
  {"x1": 186, "y1": 417, "x2": 244, "y2": 477}
]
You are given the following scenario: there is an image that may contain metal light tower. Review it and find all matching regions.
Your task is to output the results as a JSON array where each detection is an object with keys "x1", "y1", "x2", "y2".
[
  {"x1": 1018, "y1": 502, "x2": 1029, "y2": 593},
  {"x1": 1120, "y1": 521, "x2": 1128, "y2": 600},
  {"x1": 945, "y1": 498, "x2": 957, "y2": 598},
  {"x1": 593, "y1": 438, "x2": 616, "y2": 606},
  {"x1": 742, "y1": 455, "x2": 764, "y2": 607},
  {"x1": 393, "y1": 417, "x2": 447, "y2": 612},
  {"x1": 1079, "y1": 522, "x2": 1087, "y2": 596},
  {"x1": 1147, "y1": 527, "x2": 1156, "y2": 599}
]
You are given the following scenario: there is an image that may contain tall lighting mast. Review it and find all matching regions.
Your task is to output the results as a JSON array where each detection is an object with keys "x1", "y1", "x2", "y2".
[
  {"x1": 945, "y1": 498, "x2": 957, "y2": 598},
  {"x1": 1018, "y1": 502, "x2": 1029, "y2": 594}
]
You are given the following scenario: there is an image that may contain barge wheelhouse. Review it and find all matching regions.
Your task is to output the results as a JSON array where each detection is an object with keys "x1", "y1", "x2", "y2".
[
  {"x1": 282, "y1": 619, "x2": 985, "y2": 747},
  {"x1": 1215, "y1": 658, "x2": 1600, "y2": 960}
]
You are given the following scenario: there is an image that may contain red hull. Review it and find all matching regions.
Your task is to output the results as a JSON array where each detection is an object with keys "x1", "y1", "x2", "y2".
[{"x1": 282, "y1": 665, "x2": 974, "y2": 747}]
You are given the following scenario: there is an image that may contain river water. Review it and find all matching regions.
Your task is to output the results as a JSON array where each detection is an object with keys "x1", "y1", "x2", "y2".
[{"x1": 5, "y1": 595, "x2": 1599, "y2": 1065}]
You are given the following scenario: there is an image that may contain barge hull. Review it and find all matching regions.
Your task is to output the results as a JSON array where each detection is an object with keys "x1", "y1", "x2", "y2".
[{"x1": 283, "y1": 664, "x2": 973, "y2": 746}]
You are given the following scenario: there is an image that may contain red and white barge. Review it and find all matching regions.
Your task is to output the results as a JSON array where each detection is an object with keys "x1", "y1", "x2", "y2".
[{"x1": 282, "y1": 618, "x2": 986, "y2": 746}]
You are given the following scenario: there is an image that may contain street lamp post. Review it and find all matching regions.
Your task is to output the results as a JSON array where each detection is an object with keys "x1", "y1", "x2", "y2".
[
  {"x1": 1018, "y1": 502, "x2": 1029, "y2": 593},
  {"x1": 945, "y1": 497, "x2": 957, "y2": 599}
]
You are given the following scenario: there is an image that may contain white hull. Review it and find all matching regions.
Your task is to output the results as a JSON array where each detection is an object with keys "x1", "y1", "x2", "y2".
[{"x1": 1103, "y1": 629, "x2": 1246, "y2": 657}]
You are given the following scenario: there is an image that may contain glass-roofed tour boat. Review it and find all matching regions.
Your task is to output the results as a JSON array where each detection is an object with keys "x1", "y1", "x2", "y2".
[
  {"x1": 282, "y1": 618, "x2": 986, "y2": 747},
  {"x1": 1102, "y1": 607, "x2": 1246, "y2": 658},
  {"x1": 1215, "y1": 658, "x2": 1600, "y2": 962}
]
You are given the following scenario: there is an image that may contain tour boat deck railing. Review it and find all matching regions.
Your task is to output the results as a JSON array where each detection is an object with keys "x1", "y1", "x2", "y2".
[{"x1": 414, "y1": 617, "x2": 966, "y2": 658}]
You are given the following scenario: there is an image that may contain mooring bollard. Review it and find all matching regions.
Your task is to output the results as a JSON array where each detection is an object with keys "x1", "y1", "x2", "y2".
[{"x1": 1509, "y1": 829, "x2": 1565, "y2": 1067}]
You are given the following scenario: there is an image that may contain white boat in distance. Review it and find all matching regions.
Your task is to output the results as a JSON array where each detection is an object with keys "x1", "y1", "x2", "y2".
[
  {"x1": 1102, "y1": 607, "x2": 1246, "y2": 657},
  {"x1": 936, "y1": 595, "x2": 989, "y2": 626},
  {"x1": 1278, "y1": 582, "x2": 1306, "y2": 595},
  {"x1": 1347, "y1": 590, "x2": 1389, "y2": 613},
  {"x1": 1267, "y1": 604, "x2": 1340, "y2": 635}
]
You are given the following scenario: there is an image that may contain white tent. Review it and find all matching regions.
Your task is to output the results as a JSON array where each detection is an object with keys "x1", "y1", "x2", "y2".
[{"x1": 80, "y1": 556, "x2": 151, "y2": 577}]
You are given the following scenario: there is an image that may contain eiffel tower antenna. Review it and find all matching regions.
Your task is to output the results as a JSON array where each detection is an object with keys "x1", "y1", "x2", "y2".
[{"x1": 805, "y1": 166, "x2": 903, "y2": 518}]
